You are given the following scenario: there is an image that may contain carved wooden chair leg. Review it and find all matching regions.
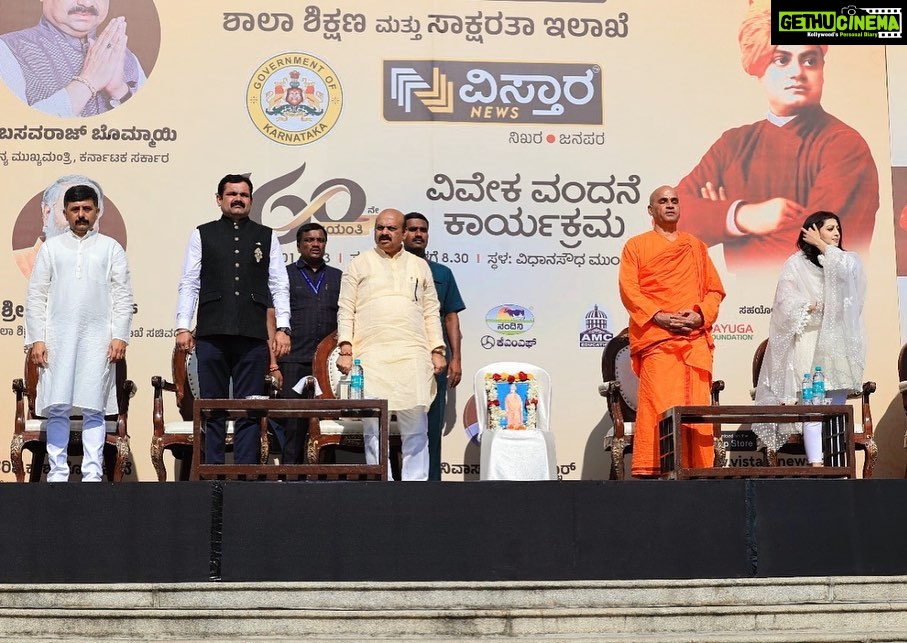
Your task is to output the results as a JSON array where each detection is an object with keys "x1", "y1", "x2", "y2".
[
  {"x1": 610, "y1": 438, "x2": 626, "y2": 481},
  {"x1": 150, "y1": 437, "x2": 167, "y2": 482},
  {"x1": 712, "y1": 436, "x2": 727, "y2": 468},
  {"x1": 10, "y1": 435, "x2": 25, "y2": 482},
  {"x1": 306, "y1": 436, "x2": 321, "y2": 465},
  {"x1": 113, "y1": 436, "x2": 130, "y2": 482},
  {"x1": 860, "y1": 441, "x2": 878, "y2": 479}
]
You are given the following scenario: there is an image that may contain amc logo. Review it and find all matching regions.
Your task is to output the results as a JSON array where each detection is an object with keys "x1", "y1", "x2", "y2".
[{"x1": 485, "y1": 304, "x2": 535, "y2": 336}]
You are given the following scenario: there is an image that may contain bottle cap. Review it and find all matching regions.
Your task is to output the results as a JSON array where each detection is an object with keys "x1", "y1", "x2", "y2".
[
  {"x1": 815, "y1": 366, "x2": 822, "y2": 371},
  {"x1": 354, "y1": 358, "x2": 361, "y2": 365}
]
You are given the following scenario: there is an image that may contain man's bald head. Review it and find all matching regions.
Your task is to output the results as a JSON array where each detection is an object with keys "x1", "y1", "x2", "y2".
[{"x1": 647, "y1": 186, "x2": 681, "y2": 231}]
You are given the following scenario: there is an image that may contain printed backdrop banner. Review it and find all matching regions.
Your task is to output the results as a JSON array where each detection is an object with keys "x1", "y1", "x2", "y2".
[{"x1": 0, "y1": 1, "x2": 900, "y2": 480}]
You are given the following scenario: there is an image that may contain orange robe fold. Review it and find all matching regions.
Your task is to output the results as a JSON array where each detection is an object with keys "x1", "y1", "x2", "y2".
[{"x1": 618, "y1": 231, "x2": 725, "y2": 477}]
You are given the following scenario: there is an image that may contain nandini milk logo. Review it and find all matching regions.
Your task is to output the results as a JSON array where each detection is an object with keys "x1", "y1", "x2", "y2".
[
  {"x1": 247, "y1": 53, "x2": 343, "y2": 146},
  {"x1": 485, "y1": 304, "x2": 534, "y2": 336}
]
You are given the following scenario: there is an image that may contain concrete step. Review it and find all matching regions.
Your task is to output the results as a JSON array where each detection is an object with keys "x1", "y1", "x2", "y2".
[{"x1": 2, "y1": 577, "x2": 907, "y2": 641}]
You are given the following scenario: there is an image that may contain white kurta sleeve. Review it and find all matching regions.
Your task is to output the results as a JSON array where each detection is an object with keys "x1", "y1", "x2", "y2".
[
  {"x1": 25, "y1": 243, "x2": 53, "y2": 346},
  {"x1": 419, "y1": 263, "x2": 443, "y2": 349},
  {"x1": 337, "y1": 257, "x2": 361, "y2": 346},
  {"x1": 109, "y1": 242, "x2": 134, "y2": 342}
]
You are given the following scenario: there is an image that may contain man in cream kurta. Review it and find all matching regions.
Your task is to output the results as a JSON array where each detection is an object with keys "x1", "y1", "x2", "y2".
[
  {"x1": 336, "y1": 209, "x2": 446, "y2": 480},
  {"x1": 25, "y1": 183, "x2": 133, "y2": 482}
]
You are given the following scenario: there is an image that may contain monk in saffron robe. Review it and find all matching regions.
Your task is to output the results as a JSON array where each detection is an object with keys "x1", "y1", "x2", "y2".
[
  {"x1": 619, "y1": 186, "x2": 726, "y2": 478},
  {"x1": 675, "y1": 0, "x2": 878, "y2": 270}
]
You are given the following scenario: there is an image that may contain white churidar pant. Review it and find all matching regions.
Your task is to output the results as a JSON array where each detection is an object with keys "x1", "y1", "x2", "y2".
[
  {"x1": 803, "y1": 389, "x2": 847, "y2": 464},
  {"x1": 363, "y1": 406, "x2": 428, "y2": 481},
  {"x1": 45, "y1": 404, "x2": 105, "y2": 482}
]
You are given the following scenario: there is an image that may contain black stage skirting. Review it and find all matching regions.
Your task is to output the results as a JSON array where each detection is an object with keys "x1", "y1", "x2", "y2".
[{"x1": 2, "y1": 480, "x2": 905, "y2": 584}]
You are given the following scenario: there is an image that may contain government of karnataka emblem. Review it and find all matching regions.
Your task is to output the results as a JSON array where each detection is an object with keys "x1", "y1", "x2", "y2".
[
  {"x1": 267, "y1": 70, "x2": 323, "y2": 119},
  {"x1": 246, "y1": 52, "x2": 343, "y2": 146}
]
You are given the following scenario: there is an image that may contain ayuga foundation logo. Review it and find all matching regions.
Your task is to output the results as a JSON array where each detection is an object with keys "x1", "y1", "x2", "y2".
[
  {"x1": 247, "y1": 53, "x2": 343, "y2": 146},
  {"x1": 384, "y1": 60, "x2": 602, "y2": 124}
]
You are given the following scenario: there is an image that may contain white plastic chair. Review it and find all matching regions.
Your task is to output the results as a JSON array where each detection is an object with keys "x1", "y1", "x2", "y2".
[{"x1": 473, "y1": 361, "x2": 556, "y2": 480}]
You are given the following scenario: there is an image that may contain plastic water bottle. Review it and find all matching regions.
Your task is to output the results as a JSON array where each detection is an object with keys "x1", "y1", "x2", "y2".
[
  {"x1": 349, "y1": 358, "x2": 364, "y2": 400},
  {"x1": 812, "y1": 366, "x2": 825, "y2": 405},
  {"x1": 800, "y1": 373, "x2": 814, "y2": 405}
]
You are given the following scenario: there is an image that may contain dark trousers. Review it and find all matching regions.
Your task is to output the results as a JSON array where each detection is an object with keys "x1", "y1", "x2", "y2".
[
  {"x1": 427, "y1": 370, "x2": 448, "y2": 480},
  {"x1": 196, "y1": 335, "x2": 269, "y2": 465},
  {"x1": 278, "y1": 361, "x2": 312, "y2": 464}
]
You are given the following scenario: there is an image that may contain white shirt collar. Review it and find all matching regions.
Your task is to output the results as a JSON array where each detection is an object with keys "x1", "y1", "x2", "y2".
[{"x1": 767, "y1": 111, "x2": 797, "y2": 127}]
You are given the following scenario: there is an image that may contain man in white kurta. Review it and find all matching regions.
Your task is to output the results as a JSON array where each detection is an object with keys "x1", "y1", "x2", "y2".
[
  {"x1": 25, "y1": 183, "x2": 133, "y2": 482},
  {"x1": 336, "y1": 209, "x2": 446, "y2": 480}
]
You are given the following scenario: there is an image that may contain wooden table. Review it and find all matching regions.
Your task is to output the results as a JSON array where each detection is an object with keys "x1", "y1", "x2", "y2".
[
  {"x1": 190, "y1": 398, "x2": 389, "y2": 481},
  {"x1": 658, "y1": 404, "x2": 855, "y2": 480}
]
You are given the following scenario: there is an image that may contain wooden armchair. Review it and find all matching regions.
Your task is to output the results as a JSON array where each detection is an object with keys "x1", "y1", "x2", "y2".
[
  {"x1": 599, "y1": 327, "x2": 724, "y2": 480},
  {"x1": 150, "y1": 345, "x2": 197, "y2": 481},
  {"x1": 751, "y1": 338, "x2": 877, "y2": 477},
  {"x1": 11, "y1": 353, "x2": 136, "y2": 482},
  {"x1": 307, "y1": 332, "x2": 400, "y2": 474},
  {"x1": 151, "y1": 345, "x2": 279, "y2": 481}
]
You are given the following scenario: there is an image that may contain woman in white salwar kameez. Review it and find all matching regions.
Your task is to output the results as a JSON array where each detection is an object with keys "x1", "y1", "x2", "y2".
[{"x1": 753, "y1": 211, "x2": 866, "y2": 465}]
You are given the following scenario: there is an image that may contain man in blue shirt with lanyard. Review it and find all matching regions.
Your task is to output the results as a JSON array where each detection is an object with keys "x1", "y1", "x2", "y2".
[
  {"x1": 276, "y1": 222, "x2": 342, "y2": 464},
  {"x1": 404, "y1": 212, "x2": 466, "y2": 480}
]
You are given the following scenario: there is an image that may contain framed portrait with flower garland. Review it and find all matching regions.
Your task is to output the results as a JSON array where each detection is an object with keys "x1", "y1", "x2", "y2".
[{"x1": 484, "y1": 370, "x2": 540, "y2": 431}]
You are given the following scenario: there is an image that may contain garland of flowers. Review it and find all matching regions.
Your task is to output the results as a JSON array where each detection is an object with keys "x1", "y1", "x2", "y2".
[{"x1": 485, "y1": 370, "x2": 539, "y2": 431}]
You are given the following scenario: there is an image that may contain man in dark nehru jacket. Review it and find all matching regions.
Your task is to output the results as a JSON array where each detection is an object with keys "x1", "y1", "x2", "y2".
[
  {"x1": 175, "y1": 173, "x2": 291, "y2": 465},
  {"x1": 276, "y1": 222, "x2": 342, "y2": 464}
]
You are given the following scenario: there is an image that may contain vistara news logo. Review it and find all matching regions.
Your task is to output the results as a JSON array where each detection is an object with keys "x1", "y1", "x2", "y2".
[
  {"x1": 772, "y1": 4, "x2": 904, "y2": 43},
  {"x1": 384, "y1": 60, "x2": 602, "y2": 124},
  {"x1": 247, "y1": 53, "x2": 343, "y2": 145}
]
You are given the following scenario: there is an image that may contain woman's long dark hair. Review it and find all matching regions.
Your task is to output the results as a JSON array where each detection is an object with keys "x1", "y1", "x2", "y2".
[{"x1": 797, "y1": 211, "x2": 843, "y2": 268}]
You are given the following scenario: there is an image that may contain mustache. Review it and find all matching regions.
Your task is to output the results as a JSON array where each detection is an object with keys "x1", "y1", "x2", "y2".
[
  {"x1": 75, "y1": 218, "x2": 90, "y2": 225},
  {"x1": 70, "y1": 5, "x2": 100, "y2": 15}
]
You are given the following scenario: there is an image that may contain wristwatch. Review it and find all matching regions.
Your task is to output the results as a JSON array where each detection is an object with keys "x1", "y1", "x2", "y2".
[{"x1": 276, "y1": 327, "x2": 291, "y2": 335}]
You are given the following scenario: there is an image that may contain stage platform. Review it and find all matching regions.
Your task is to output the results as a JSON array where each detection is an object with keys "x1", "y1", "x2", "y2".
[{"x1": 3, "y1": 479, "x2": 906, "y2": 584}]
